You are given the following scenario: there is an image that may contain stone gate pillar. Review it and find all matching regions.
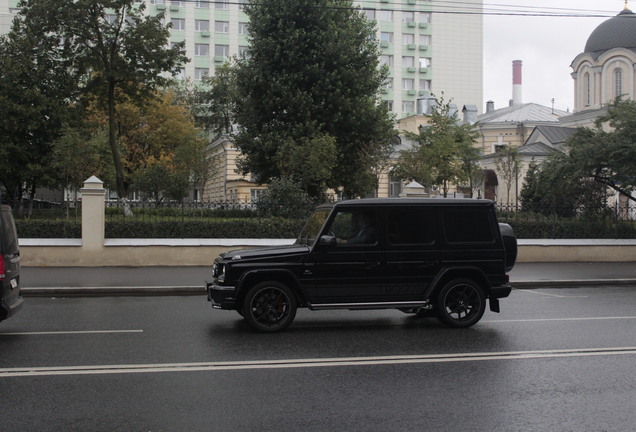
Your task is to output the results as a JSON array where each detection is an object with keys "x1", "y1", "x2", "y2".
[{"x1": 80, "y1": 176, "x2": 106, "y2": 250}]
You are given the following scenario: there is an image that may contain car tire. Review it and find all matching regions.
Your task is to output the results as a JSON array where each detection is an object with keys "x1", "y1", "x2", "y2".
[
  {"x1": 436, "y1": 279, "x2": 486, "y2": 328},
  {"x1": 243, "y1": 281, "x2": 297, "y2": 332}
]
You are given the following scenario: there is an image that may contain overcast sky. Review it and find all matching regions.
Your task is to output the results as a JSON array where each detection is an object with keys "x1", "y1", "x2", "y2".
[{"x1": 482, "y1": 0, "x2": 627, "y2": 112}]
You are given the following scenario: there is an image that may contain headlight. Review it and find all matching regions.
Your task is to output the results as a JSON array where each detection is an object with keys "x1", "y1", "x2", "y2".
[{"x1": 213, "y1": 263, "x2": 225, "y2": 281}]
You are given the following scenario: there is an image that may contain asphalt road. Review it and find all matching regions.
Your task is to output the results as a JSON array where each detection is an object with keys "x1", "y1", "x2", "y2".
[{"x1": 1, "y1": 286, "x2": 636, "y2": 431}]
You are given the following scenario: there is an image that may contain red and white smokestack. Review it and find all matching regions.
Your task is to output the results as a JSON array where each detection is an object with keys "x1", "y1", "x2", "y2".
[{"x1": 512, "y1": 60, "x2": 522, "y2": 106}]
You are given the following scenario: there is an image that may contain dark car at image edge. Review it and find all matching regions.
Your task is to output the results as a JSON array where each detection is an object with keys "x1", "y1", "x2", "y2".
[
  {"x1": 0, "y1": 204, "x2": 22, "y2": 322},
  {"x1": 206, "y1": 198, "x2": 517, "y2": 332}
]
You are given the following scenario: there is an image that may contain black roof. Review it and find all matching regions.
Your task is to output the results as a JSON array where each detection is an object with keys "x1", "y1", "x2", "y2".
[
  {"x1": 585, "y1": 9, "x2": 636, "y2": 53},
  {"x1": 324, "y1": 198, "x2": 494, "y2": 208}
]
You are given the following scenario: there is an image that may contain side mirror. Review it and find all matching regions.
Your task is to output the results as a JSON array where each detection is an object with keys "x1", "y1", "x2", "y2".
[{"x1": 319, "y1": 235, "x2": 337, "y2": 246}]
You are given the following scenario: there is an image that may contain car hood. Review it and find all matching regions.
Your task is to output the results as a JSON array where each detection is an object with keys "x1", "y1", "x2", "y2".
[{"x1": 220, "y1": 243, "x2": 310, "y2": 261}]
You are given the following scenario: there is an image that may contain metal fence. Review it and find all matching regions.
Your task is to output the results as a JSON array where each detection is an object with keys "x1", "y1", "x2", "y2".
[{"x1": 10, "y1": 199, "x2": 636, "y2": 239}]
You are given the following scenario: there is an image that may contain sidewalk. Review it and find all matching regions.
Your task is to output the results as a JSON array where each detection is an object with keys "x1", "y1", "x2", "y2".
[{"x1": 18, "y1": 262, "x2": 636, "y2": 296}]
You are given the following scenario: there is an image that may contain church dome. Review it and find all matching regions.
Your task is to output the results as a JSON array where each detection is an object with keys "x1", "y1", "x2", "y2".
[{"x1": 584, "y1": 8, "x2": 636, "y2": 53}]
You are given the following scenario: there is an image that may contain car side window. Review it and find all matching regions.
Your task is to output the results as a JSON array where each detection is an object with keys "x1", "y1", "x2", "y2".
[
  {"x1": 442, "y1": 208, "x2": 494, "y2": 243},
  {"x1": 326, "y1": 209, "x2": 378, "y2": 245},
  {"x1": 386, "y1": 207, "x2": 436, "y2": 245}
]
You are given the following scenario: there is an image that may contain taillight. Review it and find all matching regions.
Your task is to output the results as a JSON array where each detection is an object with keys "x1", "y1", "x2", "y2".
[{"x1": 0, "y1": 255, "x2": 5, "y2": 280}]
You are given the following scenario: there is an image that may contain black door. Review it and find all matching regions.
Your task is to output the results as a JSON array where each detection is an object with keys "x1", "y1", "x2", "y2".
[{"x1": 305, "y1": 208, "x2": 384, "y2": 304}]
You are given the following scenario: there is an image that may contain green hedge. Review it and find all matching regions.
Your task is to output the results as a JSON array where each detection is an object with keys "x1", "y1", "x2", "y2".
[
  {"x1": 15, "y1": 220, "x2": 81, "y2": 238},
  {"x1": 15, "y1": 215, "x2": 636, "y2": 239},
  {"x1": 498, "y1": 215, "x2": 636, "y2": 239},
  {"x1": 16, "y1": 217, "x2": 305, "y2": 239}
]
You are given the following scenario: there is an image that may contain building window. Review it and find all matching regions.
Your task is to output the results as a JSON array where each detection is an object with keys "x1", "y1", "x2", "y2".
[
  {"x1": 402, "y1": 11, "x2": 415, "y2": 22},
  {"x1": 419, "y1": 57, "x2": 431, "y2": 68},
  {"x1": 402, "y1": 33, "x2": 415, "y2": 45},
  {"x1": 419, "y1": 12, "x2": 431, "y2": 23},
  {"x1": 419, "y1": 79, "x2": 431, "y2": 91},
  {"x1": 195, "y1": 20, "x2": 209, "y2": 32},
  {"x1": 215, "y1": 45, "x2": 230, "y2": 58},
  {"x1": 238, "y1": 46, "x2": 250, "y2": 58},
  {"x1": 362, "y1": 9, "x2": 375, "y2": 20},
  {"x1": 402, "y1": 78, "x2": 415, "y2": 90},
  {"x1": 402, "y1": 56, "x2": 414, "y2": 68},
  {"x1": 238, "y1": 22, "x2": 249, "y2": 34},
  {"x1": 382, "y1": 78, "x2": 393, "y2": 89},
  {"x1": 380, "y1": 32, "x2": 393, "y2": 43},
  {"x1": 195, "y1": 68, "x2": 209, "y2": 81},
  {"x1": 383, "y1": 100, "x2": 394, "y2": 111},
  {"x1": 614, "y1": 68, "x2": 623, "y2": 98},
  {"x1": 419, "y1": 34, "x2": 431, "y2": 46},
  {"x1": 584, "y1": 72, "x2": 591, "y2": 106},
  {"x1": 171, "y1": 18, "x2": 185, "y2": 30},
  {"x1": 215, "y1": 21, "x2": 229, "y2": 33},
  {"x1": 251, "y1": 189, "x2": 264, "y2": 203},
  {"x1": 379, "y1": 10, "x2": 393, "y2": 21},
  {"x1": 215, "y1": 0, "x2": 229, "y2": 10},
  {"x1": 389, "y1": 175, "x2": 402, "y2": 197},
  {"x1": 402, "y1": 101, "x2": 415, "y2": 113},
  {"x1": 195, "y1": 1, "x2": 209, "y2": 8},
  {"x1": 195, "y1": 43, "x2": 209, "y2": 56},
  {"x1": 380, "y1": 55, "x2": 393, "y2": 67}
]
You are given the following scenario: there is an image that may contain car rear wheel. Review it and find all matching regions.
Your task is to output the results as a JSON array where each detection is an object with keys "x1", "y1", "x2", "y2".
[
  {"x1": 243, "y1": 281, "x2": 297, "y2": 332},
  {"x1": 436, "y1": 279, "x2": 486, "y2": 328}
]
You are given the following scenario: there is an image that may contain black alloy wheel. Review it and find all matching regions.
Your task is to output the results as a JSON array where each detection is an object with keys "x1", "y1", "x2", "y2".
[
  {"x1": 436, "y1": 279, "x2": 486, "y2": 328},
  {"x1": 243, "y1": 282, "x2": 297, "y2": 332}
]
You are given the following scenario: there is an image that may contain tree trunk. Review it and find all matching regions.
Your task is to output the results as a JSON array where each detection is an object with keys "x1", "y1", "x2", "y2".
[{"x1": 108, "y1": 80, "x2": 126, "y2": 201}]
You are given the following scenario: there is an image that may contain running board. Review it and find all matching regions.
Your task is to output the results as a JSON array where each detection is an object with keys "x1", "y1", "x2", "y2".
[{"x1": 309, "y1": 301, "x2": 430, "y2": 311}]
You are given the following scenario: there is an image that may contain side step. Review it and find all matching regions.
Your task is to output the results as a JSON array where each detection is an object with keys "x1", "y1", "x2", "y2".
[{"x1": 309, "y1": 301, "x2": 430, "y2": 311}]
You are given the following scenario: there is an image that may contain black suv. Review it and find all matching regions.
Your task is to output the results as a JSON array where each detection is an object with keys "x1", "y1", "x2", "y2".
[
  {"x1": 206, "y1": 198, "x2": 517, "y2": 332},
  {"x1": 0, "y1": 205, "x2": 22, "y2": 322}
]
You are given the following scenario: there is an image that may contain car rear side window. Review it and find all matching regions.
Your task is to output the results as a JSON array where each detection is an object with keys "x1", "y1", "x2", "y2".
[
  {"x1": 387, "y1": 207, "x2": 436, "y2": 245},
  {"x1": 442, "y1": 208, "x2": 494, "y2": 243},
  {"x1": 0, "y1": 208, "x2": 19, "y2": 254}
]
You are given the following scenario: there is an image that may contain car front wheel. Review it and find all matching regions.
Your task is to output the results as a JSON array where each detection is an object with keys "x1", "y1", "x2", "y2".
[
  {"x1": 243, "y1": 281, "x2": 297, "y2": 332},
  {"x1": 436, "y1": 279, "x2": 486, "y2": 328}
]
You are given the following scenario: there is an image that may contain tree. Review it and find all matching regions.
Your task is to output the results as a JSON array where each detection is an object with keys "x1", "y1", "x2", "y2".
[
  {"x1": 393, "y1": 96, "x2": 480, "y2": 197},
  {"x1": 87, "y1": 90, "x2": 208, "y2": 202},
  {"x1": 233, "y1": 0, "x2": 395, "y2": 199},
  {"x1": 14, "y1": 0, "x2": 187, "y2": 200},
  {"x1": 566, "y1": 98, "x2": 636, "y2": 202},
  {"x1": 494, "y1": 145, "x2": 521, "y2": 206},
  {"x1": 0, "y1": 11, "x2": 78, "y2": 209},
  {"x1": 519, "y1": 153, "x2": 609, "y2": 217}
]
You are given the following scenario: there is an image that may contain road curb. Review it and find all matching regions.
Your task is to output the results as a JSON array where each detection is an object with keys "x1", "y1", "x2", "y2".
[{"x1": 20, "y1": 286, "x2": 206, "y2": 297}]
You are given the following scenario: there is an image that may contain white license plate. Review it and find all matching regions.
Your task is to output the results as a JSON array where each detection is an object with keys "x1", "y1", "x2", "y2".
[{"x1": 10, "y1": 278, "x2": 17, "y2": 289}]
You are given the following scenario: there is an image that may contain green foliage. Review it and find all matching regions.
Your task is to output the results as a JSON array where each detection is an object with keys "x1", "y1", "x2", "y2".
[
  {"x1": 12, "y1": 0, "x2": 188, "y2": 199},
  {"x1": 15, "y1": 220, "x2": 81, "y2": 238},
  {"x1": 233, "y1": 0, "x2": 396, "y2": 198},
  {"x1": 394, "y1": 95, "x2": 481, "y2": 197},
  {"x1": 497, "y1": 210, "x2": 636, "y2": 239},
  {"x1": 566, "y1": 98, "x2": 636, "y2": 201},
  {"x1": 256, "y1": 177, "x2": 316, "y2": 219},
  {"x1": 0, "y1": 9, "x2": 78, "y2": 206}
]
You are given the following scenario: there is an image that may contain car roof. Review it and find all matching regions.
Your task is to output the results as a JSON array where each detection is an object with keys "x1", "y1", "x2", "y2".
[{"x1": 317, "y1": 198, "x2": 494, "y2": 210}]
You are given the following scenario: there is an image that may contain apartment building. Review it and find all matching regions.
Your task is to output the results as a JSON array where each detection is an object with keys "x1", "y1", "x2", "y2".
[{"x1": 2, "y1": 0, "x2": 484, "y2": 119}]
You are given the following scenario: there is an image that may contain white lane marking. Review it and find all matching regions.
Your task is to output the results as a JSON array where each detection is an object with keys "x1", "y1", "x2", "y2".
[
  {"x1": 483, "y1": 316, "x2": 636, "y2": 323},
  {"x1": 0, "y1": 330, "x2": 143, "y2": 336},
  {"x1": 2, "y1": 347, "x2": 636, "y2": 378},
  {"x1": 515, "y1": 289, "x2": 588, "y2": 298}
]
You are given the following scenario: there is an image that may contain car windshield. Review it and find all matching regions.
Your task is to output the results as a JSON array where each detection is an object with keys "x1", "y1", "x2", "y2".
[{"x1": 295, "y1": 209, "x2": 330, "y2": 246}]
